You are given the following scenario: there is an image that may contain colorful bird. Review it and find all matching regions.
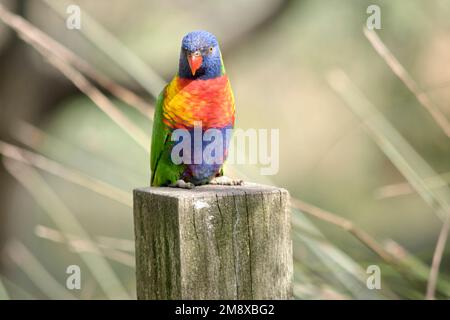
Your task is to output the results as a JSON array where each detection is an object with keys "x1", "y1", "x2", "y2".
[{"x1": 150, "y1": 30, "x2": 242, "y2": 188}]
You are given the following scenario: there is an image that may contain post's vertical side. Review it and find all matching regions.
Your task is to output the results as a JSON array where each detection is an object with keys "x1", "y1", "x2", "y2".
[
  {"x1": 177, "y1": 193, "x2": 253, "y2": 299},
  {"x1": 176, "y1": 195, "x2": 237, "y2": 299},
  {"x1": 133, "y1": 190, "x2": 182, "y2": 299},
  {"x1": 247, "y1": 189, "x2": 293, "y2": 299},
  {"x1": 177, "y1": 189, "x2": 292, "y2": 300},
  {"x1": 226, "y1": 192, "x2": 254, "y2": 299}
]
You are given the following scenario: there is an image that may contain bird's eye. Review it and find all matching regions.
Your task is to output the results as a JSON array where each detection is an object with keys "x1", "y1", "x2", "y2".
[{"x1": 209, "y1": 47, "x2": 213, "y2": 53}]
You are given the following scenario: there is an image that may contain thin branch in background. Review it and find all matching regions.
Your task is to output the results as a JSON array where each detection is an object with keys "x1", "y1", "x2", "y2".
[
  {"x1": 2, "y1": 158, "x2": 130, "y2": 299},
  {"x1": 96, "y1": 236, "x2": 135, "y2": 253},
  {"x1": 364, "y1": 28, "x2": 450, "y2": 138},
  {"x1": 43, "y1": 0, "x2": 166, "y2": 98},
  {"x1": 45, "y1": 52, "x2": 150, "y2": 152},
  {"x1": 99, "y1": 247, "x2": 135, "y2": 268},
  {"x1": 0, "y1": 3, "x2": 153, "y2": 119},
  {"x1": 13, "y1": 120, "x2": 147, "y2": 183},
  {"x1": 0, "y1": 4, "x2": 150, "y2": 152},
  {"x1": 327, "y1": 68, "x2": 450, "y2": 300},
  {"x1": 327, "y1": 69, "x2": 450, "y2": 221},
  {"x1": 375, "y1": 171, "x2": 450, "y2": 199},
  {"x1": 384, "y1": 240, "x2": 450, "y2": 296},
  {"x1": 363, "y1": 28, "x2": 450, "y2": 298},
  {"x1": 34, "y1": 225, "x2": 135, "y2": 268},
  {"x1": 0, "y1": 140, "x2": 132, "y2": 207},
  {"x1": 35, "y1": 225, "x2": 135, "y2": 254},
  {"x1": 5, "y1": 240, "x2": 76, "y2": 300},
  {"x1": 291, "y1": 198, "x2": 396, "y2": 264},
  {"x1": 426, "y1": 217, "x2": 450, "y2": 299},
  {"x1": 294, "y1": 197, "x2": 450, "y2": 297}
]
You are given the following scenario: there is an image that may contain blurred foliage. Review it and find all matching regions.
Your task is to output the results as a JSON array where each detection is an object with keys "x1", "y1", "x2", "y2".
[{"x1": 0, "y1": 0, "x2": 450, "y2": 299}]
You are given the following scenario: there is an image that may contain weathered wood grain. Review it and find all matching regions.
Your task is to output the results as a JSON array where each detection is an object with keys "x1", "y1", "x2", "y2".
[{"x1": 133, "y1": 183, "x2": 292, "y2": 300}]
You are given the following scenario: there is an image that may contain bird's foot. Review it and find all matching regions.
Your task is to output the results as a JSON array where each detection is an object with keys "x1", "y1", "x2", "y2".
[
  {"x1": 209, "y1": 176, "x2": 243, "y2": 186},
  {"x1": 169, "y1": 179, "x2": 195, "y2": 189}
]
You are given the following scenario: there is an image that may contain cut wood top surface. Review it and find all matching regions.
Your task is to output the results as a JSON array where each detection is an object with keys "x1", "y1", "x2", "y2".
[{"x1": 134, "y1": 182, "x2": 288, "y2": 199}]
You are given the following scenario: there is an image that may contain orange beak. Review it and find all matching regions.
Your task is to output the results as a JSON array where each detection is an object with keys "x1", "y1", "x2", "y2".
[{"x1": 187, "y1": 53, "x2": 202, "y2": 76}]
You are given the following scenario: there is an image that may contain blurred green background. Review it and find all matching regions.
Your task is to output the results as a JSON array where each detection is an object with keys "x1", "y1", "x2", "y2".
[{"x1": 0, "y1": 0, "x2": 449, "y2": 299}]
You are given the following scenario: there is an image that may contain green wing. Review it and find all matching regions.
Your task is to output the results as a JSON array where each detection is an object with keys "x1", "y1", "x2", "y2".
[
  {"x1": 150, "y1": 89, "x2": 184, "y2": 186},
  {"x1": 150, "y1": 91, "x2": 168, "y2": 181}
]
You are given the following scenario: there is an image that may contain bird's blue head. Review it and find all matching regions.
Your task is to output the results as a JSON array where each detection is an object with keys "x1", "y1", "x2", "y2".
[{"x1": 178, "y1": 30, "x2": 223, "y2": 80}]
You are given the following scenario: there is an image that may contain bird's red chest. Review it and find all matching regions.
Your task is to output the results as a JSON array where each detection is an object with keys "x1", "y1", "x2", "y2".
[{"x1": 162, "y1": 75, "x2": 235, "y2": 129}]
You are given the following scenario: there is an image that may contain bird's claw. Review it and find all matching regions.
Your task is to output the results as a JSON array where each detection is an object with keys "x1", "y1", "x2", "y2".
[
  {"x1": 169, "y1": 179, "x2": 195, "y2": 189},
  {"x1": 209, "y1": 176, "x2": 243, "y2": 186}
]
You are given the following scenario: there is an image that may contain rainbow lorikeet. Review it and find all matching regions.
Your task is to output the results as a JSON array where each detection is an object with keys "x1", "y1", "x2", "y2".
[{"x1": 150, "y1": 30, "x2": 242, "y2": 188}]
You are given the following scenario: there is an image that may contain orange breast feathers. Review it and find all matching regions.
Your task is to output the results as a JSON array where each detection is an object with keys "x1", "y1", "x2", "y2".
[{"x1": 162, "y1": 75, "x2": 235, "y2": 129}]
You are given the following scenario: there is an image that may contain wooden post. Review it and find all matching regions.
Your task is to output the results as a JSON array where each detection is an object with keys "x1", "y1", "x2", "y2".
[{"x1": 133, "y1": 183, "x2": 293, "y2": 300}]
